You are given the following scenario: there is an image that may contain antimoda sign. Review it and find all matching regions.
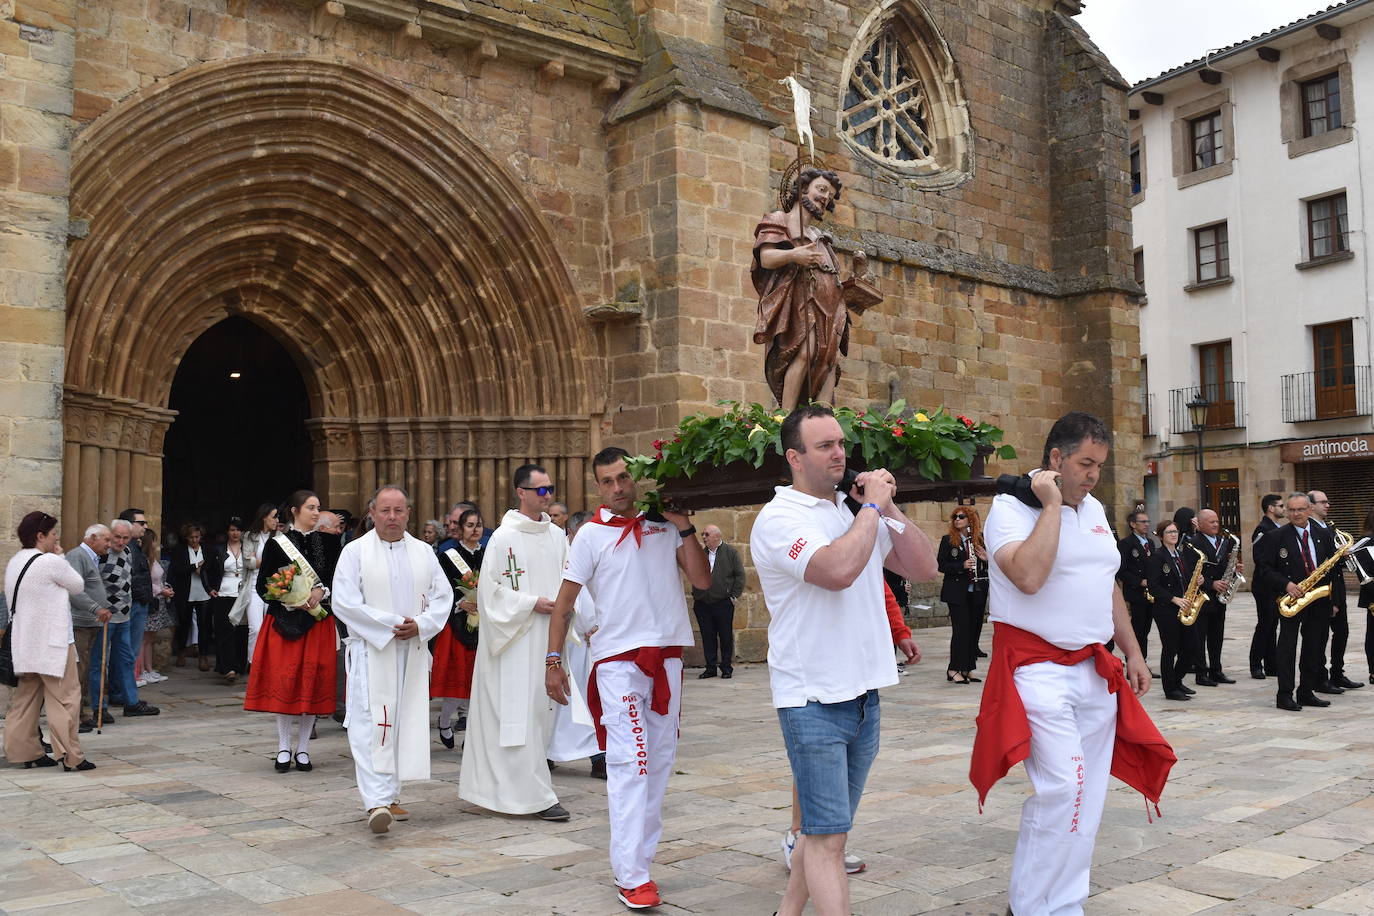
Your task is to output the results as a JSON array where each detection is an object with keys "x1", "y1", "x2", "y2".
[{"x1": 1280, "y1": 435, "x2": 1374, "y2": 463}]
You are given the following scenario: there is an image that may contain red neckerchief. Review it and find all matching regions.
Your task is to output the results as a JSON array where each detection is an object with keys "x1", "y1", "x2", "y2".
[
  {"x1": 970, "y1": 622, "x2": 1176, "y2": 817},
  {"x1": 585, "y1": 647, "x2": 685, "y2": 750},
  {"x1": 590, "y1": 505, "x2": 646, "y2": 549}
]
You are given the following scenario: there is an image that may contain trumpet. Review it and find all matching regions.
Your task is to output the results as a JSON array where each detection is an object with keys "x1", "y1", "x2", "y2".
[
  {"x1": 1279, "y1": 528, "x2": 1355, "y2": 618},
  {"x1": 1345, "y1": 536, "x2": 1374, "y2": 585}
]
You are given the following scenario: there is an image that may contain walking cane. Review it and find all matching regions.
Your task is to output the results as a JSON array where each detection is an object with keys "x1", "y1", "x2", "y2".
[{"x1": 96, "y1": 620, "x2": 109, "y2": 734}]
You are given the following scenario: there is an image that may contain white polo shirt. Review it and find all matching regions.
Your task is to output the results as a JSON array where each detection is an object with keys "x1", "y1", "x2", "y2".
[
  {"x1": 984, "y1": 491, "x2": 1118, "y2": 650},
  {"x1": 562, "y1": 508, "x2": 694, "y2": 664},
  {"x1": 752, "y1": 486, "x2": 896, "y2": 708}
]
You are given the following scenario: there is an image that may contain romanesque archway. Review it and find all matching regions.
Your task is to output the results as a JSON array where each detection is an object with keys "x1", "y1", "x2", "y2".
[{"x1": 63, "y1": 56, "x2": 599, "y2": 535}]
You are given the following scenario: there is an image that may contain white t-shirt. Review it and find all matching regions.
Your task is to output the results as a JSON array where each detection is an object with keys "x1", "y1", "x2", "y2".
[
  {"x1": 562, "y1": 508, "x2": 694, "y2": 663},
  {"x1": 984, "y1": 492, "x2": 1118, "y2": 650},
  {"x1": 752, "y1": 486, "x2": 896, "y2": 708}
]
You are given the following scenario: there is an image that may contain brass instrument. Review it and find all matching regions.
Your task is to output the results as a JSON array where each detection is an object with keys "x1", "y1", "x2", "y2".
[
  {"x1": 1345, "y1": 536, "x2": 1374, "y2": 586},
  {"x1": 1178, "y1": 546, "x2": 1209, "y2": 626},
  {"x1": 1279, "y1": 528, "x2": 1355, "y2": 618},
  {"x1": 1144, "y1": 585, "x2": 1155, "y2": 605},
  {"x1": 1216, "y1": 531, "x2": 1246, "y2": 604}
]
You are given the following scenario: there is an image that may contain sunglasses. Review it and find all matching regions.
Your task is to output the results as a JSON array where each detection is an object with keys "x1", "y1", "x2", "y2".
[
  {"x1": 952, "y1": 513, "x2": 967, "y2": 520},
  {"x1": 517, "y1": 485, "x2": 556, "y2": 497}
]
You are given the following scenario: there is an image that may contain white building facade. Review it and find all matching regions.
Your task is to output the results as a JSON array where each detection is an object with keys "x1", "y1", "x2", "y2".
[{"x1": 1129, "y1": 0, "x2": 1374, "y2": 538}]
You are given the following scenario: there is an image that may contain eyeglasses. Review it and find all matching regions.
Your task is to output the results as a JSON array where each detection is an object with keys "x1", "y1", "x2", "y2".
[
  {"x1": 951, "y1": 514, "x2": 967, "y2": 520},
  {"x1": 517, "y1": 485, "x2": 557, "y2": 497}
]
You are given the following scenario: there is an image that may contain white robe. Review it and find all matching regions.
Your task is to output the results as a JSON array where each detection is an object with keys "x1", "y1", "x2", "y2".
[
  {"x1": 332, "y1": 531, "x2": 451, "y2": 808},
  {"x1": 458, "y1": 509, "x2": 568, "y2": 815},
  {"x1": 547, "y1": 590, "x2": 599, "y2": 763}
]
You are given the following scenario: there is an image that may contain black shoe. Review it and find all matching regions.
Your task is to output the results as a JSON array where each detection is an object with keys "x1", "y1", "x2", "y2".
[
  {"x1": 964, "y1": 673, "x2": 982, "y2": 683},
  {"x1": 23, "y1": 755, "x2": 58, "y2": 769},
  {"x1": 721, "y1": 669, "x2": 733, "y2": 679},
  {"x1": 1297, "y1": 690, "x2": 1331, "y2": 707},
  {"x1": 976, "y1": 649, "x2": 988, "y2": 658},
  {"x1": 1180, "y1": 684, "x2": 1196, "y2": 695},
  {"x1": 78, "y1": 721, "x2": 92, "y2": 734},
  {"x1": 294, "y1": 753, "x2": 312, "y2": 772},
  {"x1": 91, "y1": 713, "x2": 116, "y2": 726},
  {"x1": 1251, "y1": 668, "x2": 1266, "y2": 680},
  {"x1": 437, "y1": 715, "x2": 454, "y2": 749},
  {"x1": 1314, "y1": 682, "x2": 1344, "y2": 695},
  {"x1": 1210, "y1": 672, "x2": 1235, "y2": 684},
  {"x1": 1332, "y1": 675, "x2": 1364, "y2": 690},
  {"x1": 1277, "y1": 695, "x2": 1302, "y2": 711},
  {"x1": 455, "y1": 715, "x2": 467, "y2": 731},
  {"x1": 123, "y1": 701, "x2": 160, "y2": 717},
  {"x1": 1164, "y1": 688, "x2": 1191, "y2": 701},
  {"x1": 698, "y1": 669, "x2": 718, "y2": 679},
  {"x1": 1195, "y1": 674, "x2": 1218, "y2": 687},
  {"x1": 590, "y1": 755, "x2": 607, "y2": 780},
  {"x1": 274, "y1": 751, "x2": 291, "y2": 773},
  {"x1": 332, "y1": 710, "x2": 346, "y2": 724},
  {"x1": 536, "y1": 803, "x2": 570, "y2": 821},
  {"x1": 63, "y1": 760, "x2": 96, "y2": 772}
]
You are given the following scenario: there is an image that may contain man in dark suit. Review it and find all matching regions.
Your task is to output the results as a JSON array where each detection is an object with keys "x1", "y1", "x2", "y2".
[
  {"x1": 1309, "y1": 490, "x2": 1362, "y2": 690},
  {"x1": 1255, "y1": 493, "x2": 1341, "y2": 710},
  {"x1": 1190, "y1": 509, "x2": 1237, "y2": 686},
  {"x1": 1116, "y1": 509, "x2": 1155, "y2": 663},
  {"x1": 692, "y1": 525, "x2": 746, "y2": 679},
  {"x1": 1249, "y1": 494, "x2": 1284, "y2": 679}
]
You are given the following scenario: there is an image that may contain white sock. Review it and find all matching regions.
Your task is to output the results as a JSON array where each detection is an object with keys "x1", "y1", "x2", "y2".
[
  {"x1": 276, "y1": 714, "x2": 294, "y2": 752},
  {"x1": 439, "y1": 699, "x2": 461, "y2": 731},
  {"x1": 296, "y1": 715, "x2": 315, "y2": 755}
]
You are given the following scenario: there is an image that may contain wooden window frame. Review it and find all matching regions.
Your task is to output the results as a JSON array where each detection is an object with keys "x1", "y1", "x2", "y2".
[
  {"x1": 1301, "y1": 72, "x2": 1343, "y2": 138},
  {"x1": 1313, "y1": 319, "x2": 1357, "y2": 419},
  {"x1": 1190, "y1": 111, "x2": 1224, "y2": 171},
  {"x1": 1198, "y1": 340, "x2": 1236, "y2": 427},
  {"x1": 1194, "y1": 222, "x2": 1229, "y2": 283},
  {"x1": 1307, "y1": 192, "x2": 1349, "y2": 259}
]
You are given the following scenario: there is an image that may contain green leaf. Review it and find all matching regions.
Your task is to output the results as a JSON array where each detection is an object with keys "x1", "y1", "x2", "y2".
[{"x1": 997, "y1": 445, "x2": 1019, "y2": 460}]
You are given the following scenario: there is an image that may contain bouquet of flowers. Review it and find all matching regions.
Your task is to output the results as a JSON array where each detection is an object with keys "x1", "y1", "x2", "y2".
[
  {"x1": 264, "y1": 562, "x2": 325, "y2": 619},
  {"x1": 457, "y1": 569, "x2": 479, "y2": 631}
]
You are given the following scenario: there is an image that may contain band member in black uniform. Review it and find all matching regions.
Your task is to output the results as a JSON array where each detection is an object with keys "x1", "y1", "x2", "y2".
[
  {"x1": 1189, "y1": 509, "x2": 1237, "y2": 686},
  {"x1": 1148, "y1": 519, "x2": 1198, "y2": 701},
  {"x1": 1116, "y1": 509, "x2": 1156, "y2": 662},
  {"x1": 1354, "y1": 506, "x2": 1374, "y2": 685},
  {"x1": 1254, "y1": 493, "x2": 1340, "y2": 711},
  {"x1": 1249, "y1": 494, "x2": 1283, "y2": 679},
  {"x1": 938, "y1": 506, "x2": 988, "y2": 684},
  {"x1": 1309, "y1": 490, "x2": 1362, "y2": 690}
]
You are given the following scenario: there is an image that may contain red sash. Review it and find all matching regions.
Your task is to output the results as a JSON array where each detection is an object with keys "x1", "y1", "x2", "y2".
[
  {"x1": 970, "y1": 623, "x2": 1176, "y2": 816},
  {"x1": 585, "y1": 646, "x2": 684, "y2": 750},
  {"x1": 590, "y1": 506, "x2": 646, "y2": 549}
]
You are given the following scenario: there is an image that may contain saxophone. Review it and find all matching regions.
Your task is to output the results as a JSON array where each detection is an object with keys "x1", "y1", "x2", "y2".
[
  {"x1": 1178, "y1": 546, "x2": 1209, "y2": 626},
  {"x1": 1279, "y1": 528, "x2": 1355, "y2": 618},
  {"x1": 1216, "y1": 531, "x2": 1246, "y2": 604}
]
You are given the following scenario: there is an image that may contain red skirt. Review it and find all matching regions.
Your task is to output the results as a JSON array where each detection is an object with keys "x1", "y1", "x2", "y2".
[
  {"x1": 430, "y1": 625, "x2": 476, "y2": 699},
  {"x1": 244, "y1": 615, "x2": 337, "y2": 715}
]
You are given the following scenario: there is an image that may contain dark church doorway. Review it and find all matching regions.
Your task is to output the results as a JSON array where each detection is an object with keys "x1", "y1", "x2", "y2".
[{"x1": 162, "y1": 317, "x2": 312, "y2": 544}]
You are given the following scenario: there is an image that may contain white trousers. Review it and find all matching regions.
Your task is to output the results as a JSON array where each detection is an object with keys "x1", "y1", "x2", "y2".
[
  {"x1": 345, "y1": 639, "x2": 404, "y2": 812},
  {"x1": 1009, "y1": 658, "x2": 1117, "y2": 916},
  {"x1": 596, "y1": 658, "x2": 681, "y2": 889},
  {"x1": 246, "y1": 592, "x2": 266, "y2": 664}
]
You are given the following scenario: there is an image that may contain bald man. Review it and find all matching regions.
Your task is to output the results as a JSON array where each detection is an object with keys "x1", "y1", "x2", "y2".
[
  {"x1": 1190, "y1": 509, "x2": 1238, "y2": 685},
  {"x1": 691, "y1": 525, "x2": 746, "y2": 678}
]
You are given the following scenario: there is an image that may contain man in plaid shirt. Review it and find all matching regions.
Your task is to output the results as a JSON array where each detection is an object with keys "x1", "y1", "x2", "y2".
[{"x1": 95, "y1": 519, "x2": 160, "y2": 718}]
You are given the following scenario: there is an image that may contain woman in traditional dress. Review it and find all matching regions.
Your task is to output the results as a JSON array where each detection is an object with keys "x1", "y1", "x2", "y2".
[
  {"x1": 432, "y1": 508, "x2": 482, "y2": 747},
  {"x1": 244, "y1": 490, "x2": 340, "y2": 773}
]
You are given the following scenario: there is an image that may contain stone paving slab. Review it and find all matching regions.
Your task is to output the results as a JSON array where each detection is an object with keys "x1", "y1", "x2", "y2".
[{"x1": 5, "y1": 594, "x2": 1374, "y2": 914}]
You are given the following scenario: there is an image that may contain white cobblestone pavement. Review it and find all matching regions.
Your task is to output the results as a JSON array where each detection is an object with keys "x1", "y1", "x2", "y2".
[{"x1": 4, "y1": 593, "x2": 1374, "y2": 915}]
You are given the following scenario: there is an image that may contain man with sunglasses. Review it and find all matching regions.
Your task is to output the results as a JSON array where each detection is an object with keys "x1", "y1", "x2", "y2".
[{"x1": 459, "y1": 465, "x2": 572, "y2": 822}]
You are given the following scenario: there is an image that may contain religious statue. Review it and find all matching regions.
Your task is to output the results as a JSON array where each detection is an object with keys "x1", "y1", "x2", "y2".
[{"x1": 751, "y1": 166, "x2": 881, "y2": 410}]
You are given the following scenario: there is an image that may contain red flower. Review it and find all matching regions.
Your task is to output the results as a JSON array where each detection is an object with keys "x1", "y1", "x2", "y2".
[
  {"x1": 958, "y1": 415, "x2": 975, "y2": 429},
  {"x1": 673, "y1": 437, "x2": 682, "y2": 443},
  {"x1": 654, "y1": 451, "x2": 663, "y2": 460},
  {"x1": 893, "y1": 426, "x2": 905, "y2": 438},
  {"x1": 652, "y1": 439, "x2": 664, "y2": 450}
]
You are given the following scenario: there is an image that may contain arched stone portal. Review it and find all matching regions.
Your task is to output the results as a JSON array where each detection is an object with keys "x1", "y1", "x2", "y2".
[{"x1": 62, "y1": 56, "x2": 599, "y2": 537}]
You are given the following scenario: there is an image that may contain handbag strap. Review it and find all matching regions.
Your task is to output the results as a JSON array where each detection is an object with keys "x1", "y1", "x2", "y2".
[{"x1": 8, "y1": 553, "x2": 43, "y2": 623}]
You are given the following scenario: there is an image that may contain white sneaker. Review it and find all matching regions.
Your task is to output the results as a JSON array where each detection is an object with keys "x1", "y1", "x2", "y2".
[
  {"x1": 152, "y1": 672, "x2": 168, "y2": 682},
  {"x1": 781, "y1": 829, "x2": 797, "y2": 870}
]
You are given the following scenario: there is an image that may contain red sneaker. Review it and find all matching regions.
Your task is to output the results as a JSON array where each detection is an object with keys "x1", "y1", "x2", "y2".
[{"x1": 616, "y1": 881, "x2": 661, "y2": 909}]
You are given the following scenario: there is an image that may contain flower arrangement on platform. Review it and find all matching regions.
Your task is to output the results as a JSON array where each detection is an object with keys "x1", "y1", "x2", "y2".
[
  {"x1": 626, "y1": 400, "x2": 1017, "y2": 511},
  {"x1": 264, "y1": 562, "x2": 324, "y2": 619}
]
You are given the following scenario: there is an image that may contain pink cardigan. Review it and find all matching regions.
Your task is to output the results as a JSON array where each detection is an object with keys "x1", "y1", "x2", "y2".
[{"x1": 5, "y1": 548, "x2": 84, "y2": 678}]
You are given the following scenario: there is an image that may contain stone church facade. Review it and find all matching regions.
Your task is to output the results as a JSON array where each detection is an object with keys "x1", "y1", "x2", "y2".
[{"x1": 2, "y1": 0, "x2": 1139, "y2": 655}]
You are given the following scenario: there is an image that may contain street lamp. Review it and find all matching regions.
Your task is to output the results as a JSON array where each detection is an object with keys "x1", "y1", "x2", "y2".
[{"x1": 1186, "y1": 394, "x2": 1210, "y2": 510}]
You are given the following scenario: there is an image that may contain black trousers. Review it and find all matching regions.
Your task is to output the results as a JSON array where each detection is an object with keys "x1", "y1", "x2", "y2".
[
  {"x1": 1128, "y1": 599, "x2": 1153, "y2": 658},
  {"x1": 210, "y1": 596, "x2": 247, "y2": 675},
  {"x1": 694, "y1": 599, "x2": 735, "y2": 672},
  {"x1": 1198, "y1": 604, "x2": 1226, "y2": 675},
  {"x1": 1276, "y1": 603, "x2": 1331, "y2": 697},
  {"x1": 1328, "y1": 606, "x2": 1349, "y2": 678},
  {"x1": 948, "y1": 589, "x2": 987, "y2": 672},
  {"x1": 173, "y1": 599, "x2": 213, "y2": 655},
  {"x1": 1152, "y1": 604, "x2": 1186, "y2": 691},
  {"x1": 1249, "y1": 588, "x2": 1279, "y2": 675}
]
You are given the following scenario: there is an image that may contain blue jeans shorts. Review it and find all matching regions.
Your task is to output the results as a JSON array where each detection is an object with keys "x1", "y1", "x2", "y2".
[{"x1": 777, "y1": 689, "x2": 880, "y2": 835}]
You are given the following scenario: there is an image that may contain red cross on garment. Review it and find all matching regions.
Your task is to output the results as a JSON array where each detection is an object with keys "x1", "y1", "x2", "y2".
[
  {"x1": 501, "y1": 547, "x2": 525, "y2": 590},
  {"x1": 377, "y1": 704, "x2": 392, "y2": 746}
]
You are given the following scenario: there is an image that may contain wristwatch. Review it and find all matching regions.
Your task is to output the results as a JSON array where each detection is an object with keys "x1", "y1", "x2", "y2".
[{"x1": 678, "y1": 525, "x2": 697, "y2": 538}]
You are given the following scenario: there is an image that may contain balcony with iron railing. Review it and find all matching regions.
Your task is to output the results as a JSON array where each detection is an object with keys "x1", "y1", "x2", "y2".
[
  {"x1": 1169, "y1": 382, "x2": 1245, "y2": 432},
  {"x1": 1281, "y1": 366, "x2": 1373, "y2": 422},
  {"x1": 1141, "y1": 393, "x2": 1156, "y2": 438}
]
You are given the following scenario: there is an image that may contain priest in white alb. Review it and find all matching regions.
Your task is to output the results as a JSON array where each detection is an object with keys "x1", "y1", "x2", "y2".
[
  {"x1": 332, "y1": 485, "x2": 452, "y2": 835},
  {"x1": 459, "y1": 464, "x2": 571, "y2": 822}
]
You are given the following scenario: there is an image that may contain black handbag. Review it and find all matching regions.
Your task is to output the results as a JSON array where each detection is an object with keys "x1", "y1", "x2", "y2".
[
  {"x1": 270, "y1": 604, "x2": 318, "y2": 641},
  {"x1": 1, "y1": 554, "x2": 43, "y2": 687}
]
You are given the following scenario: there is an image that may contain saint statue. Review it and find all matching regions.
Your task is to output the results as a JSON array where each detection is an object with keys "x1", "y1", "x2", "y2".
[{"x1": 751, "y1": 167, "x2": 877, "y2": 410}]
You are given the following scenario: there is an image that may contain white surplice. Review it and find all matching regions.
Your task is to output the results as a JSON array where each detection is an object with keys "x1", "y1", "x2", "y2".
[
  {"x1": 458, "y1": 509, "x2": 568, "y2": 815},
  {"x1": 547, "y1": 590, "x2": 599, "y2": 762},
  {"x1": 332, "y1": 530, "x2": 451, "y2": 811}
]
